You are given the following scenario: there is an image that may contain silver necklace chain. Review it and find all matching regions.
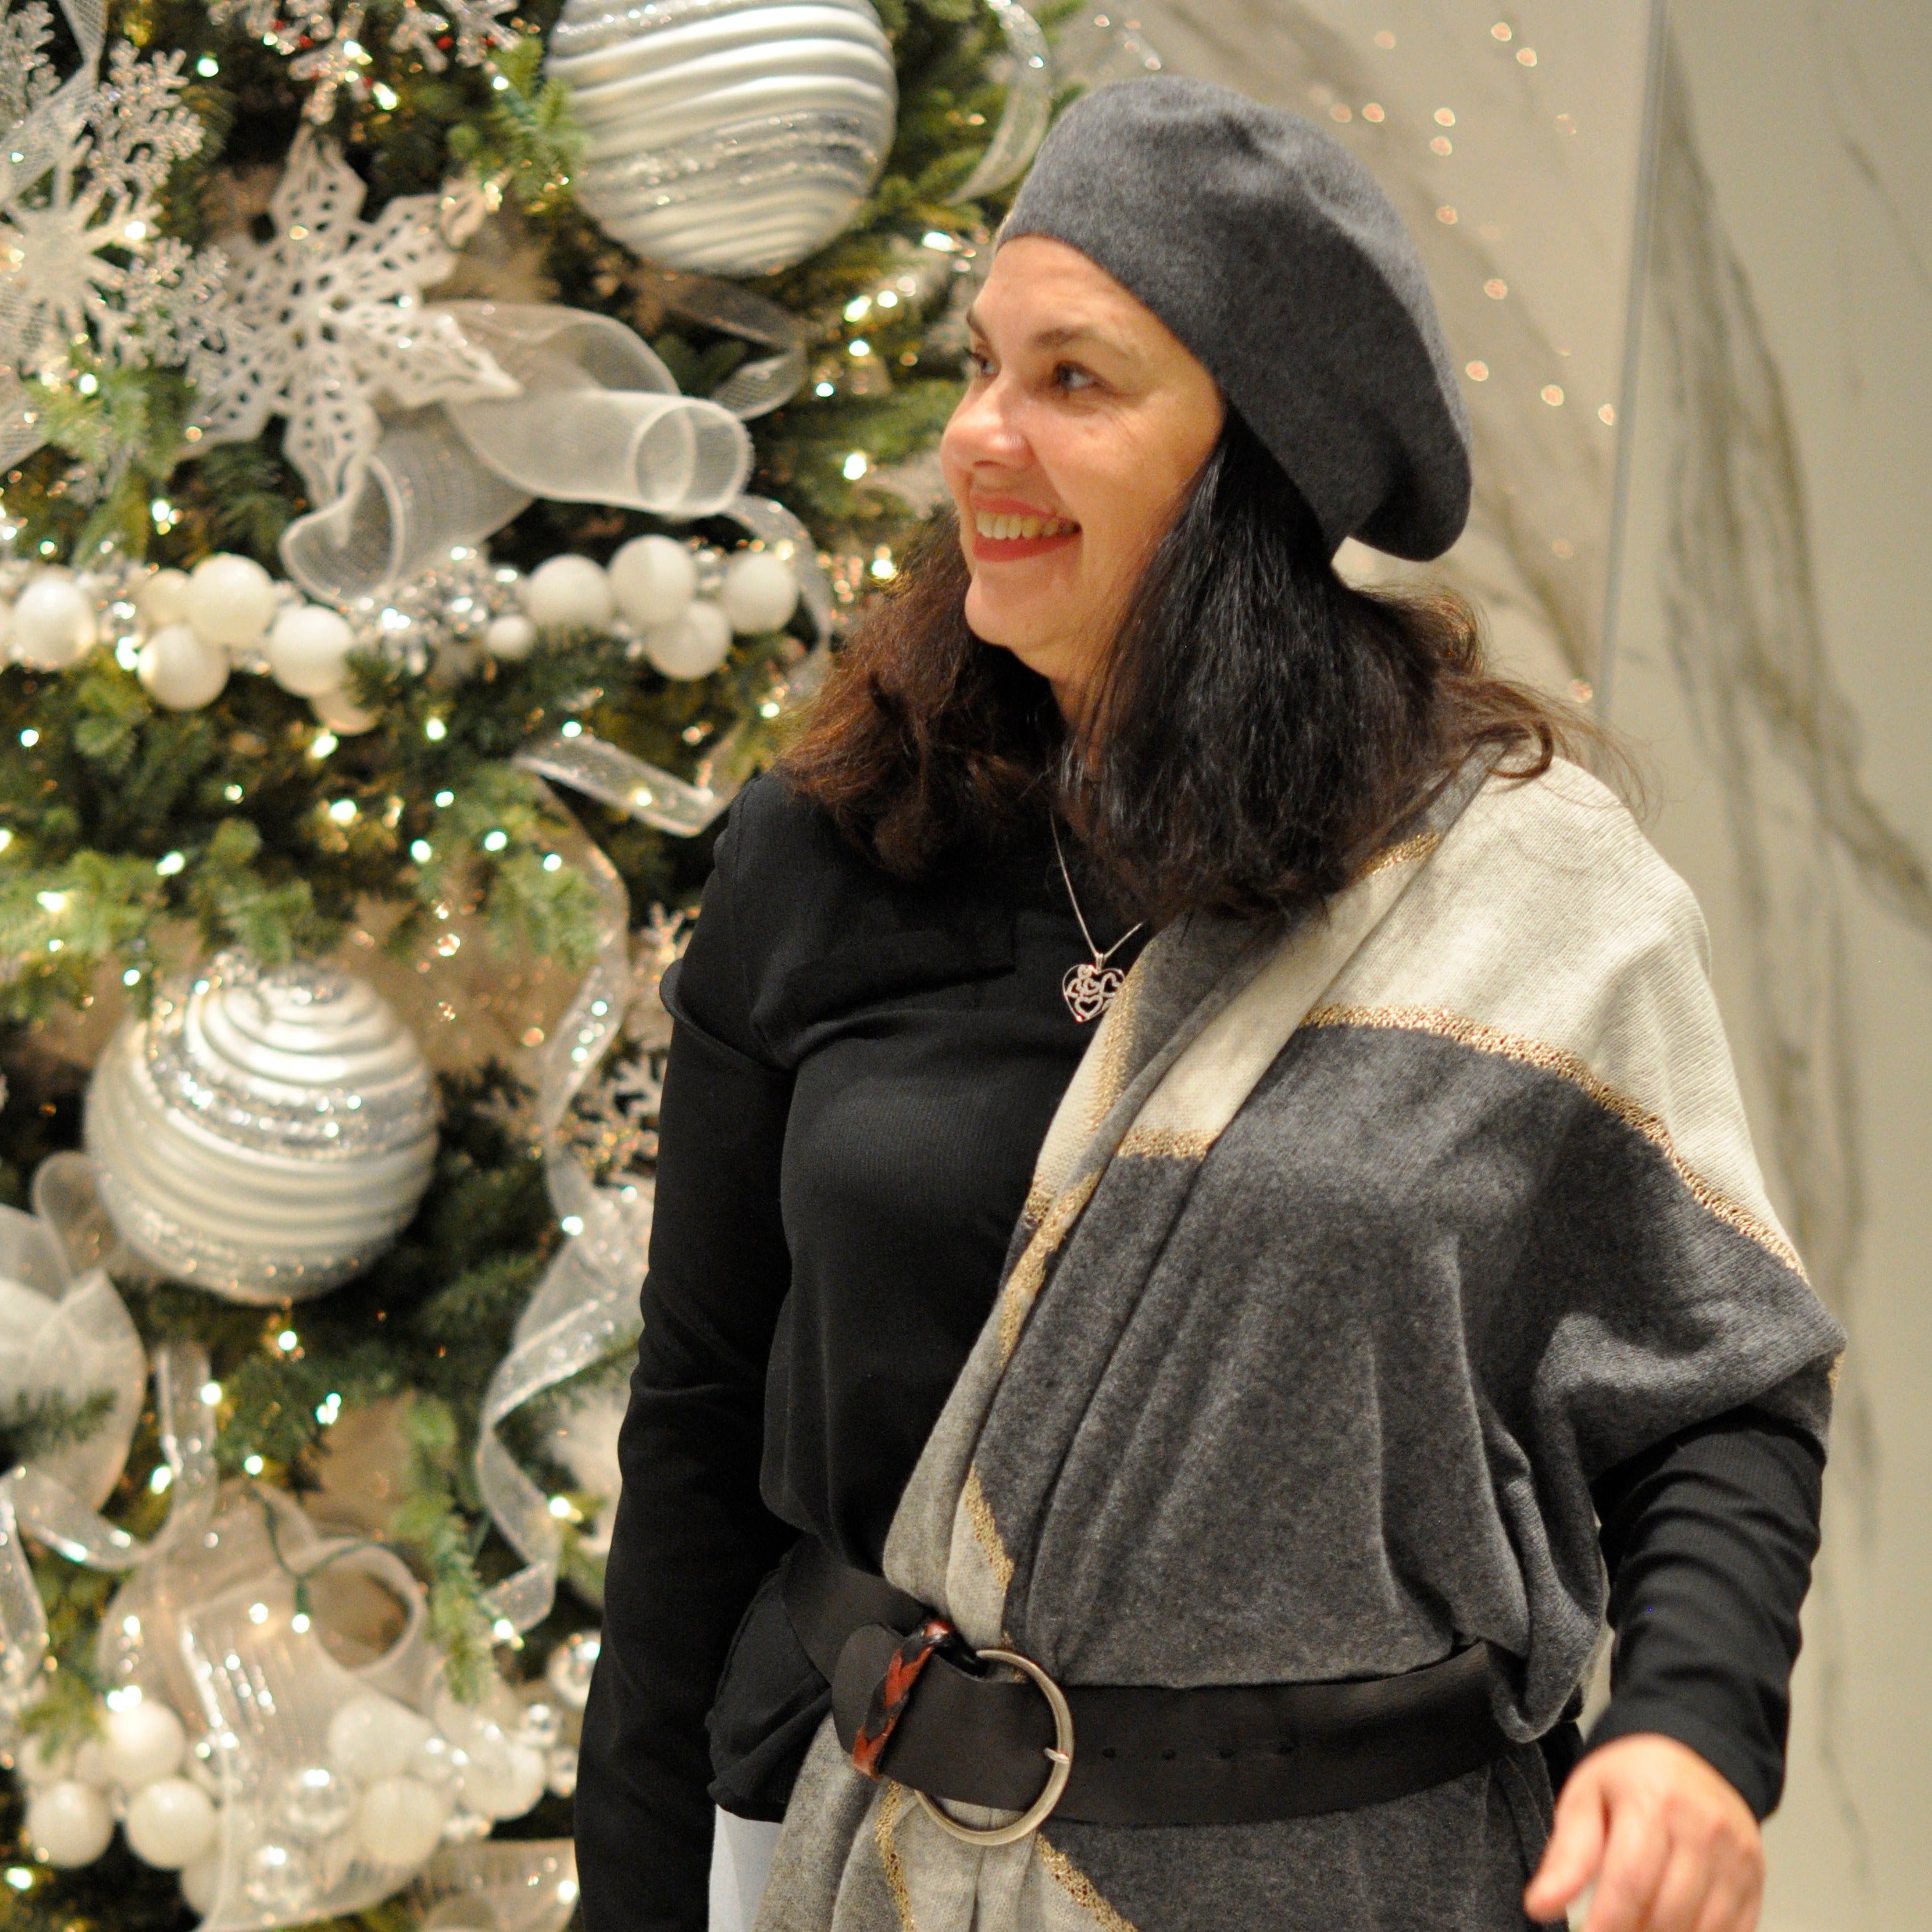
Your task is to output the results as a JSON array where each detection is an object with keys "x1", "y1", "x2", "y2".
[{"x1": 1050, "y1": 818, "x2": 1145, "y2": 1024}]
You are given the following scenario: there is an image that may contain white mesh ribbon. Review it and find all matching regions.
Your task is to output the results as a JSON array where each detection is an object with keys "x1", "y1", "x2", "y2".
[
  {"x1": 0, "y1": 1154, "x2": 218, "y2": 1727},
  {"x1": 957, "y1": 0, "x2": 1054, "y2": 200},
  {"x1": 411, "y1": 1838, "x2": 581, "y2": 1932},
  {"x1": 280, "y1": 303, "x2": 755, "y2": 606},
  {"x1": 474, "y1": 827, "x2": 643, "y2": 1634}
]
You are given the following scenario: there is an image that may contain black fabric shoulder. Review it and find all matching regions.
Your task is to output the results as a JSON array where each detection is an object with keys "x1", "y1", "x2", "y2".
[{"x1": 665, "y1": 769, "x2": 1025, "y2": 1071}]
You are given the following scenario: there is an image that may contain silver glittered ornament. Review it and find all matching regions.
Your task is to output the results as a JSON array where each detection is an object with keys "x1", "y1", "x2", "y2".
[
  {"x1": 547, "y1": 0, "x2": 897, "y2": 275},
  {"x1": 85, "y1": 953, "x2": 439, "y2": 1303}
]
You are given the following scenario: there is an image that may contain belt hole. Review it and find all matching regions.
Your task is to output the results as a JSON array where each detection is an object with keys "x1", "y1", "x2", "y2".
[
  {"x1": 1160, "y1": 1748, "x2": 1177, "y2": 1761},
  {"x1": 1275, "y1": 1742, "x2": 1294, "y2": 1756},
  {"x1": 1217, "y1": 1747, "x2": 1235, "y2": 1760},
  {"x1": 1101, "y1": 1747, "x2": 1117, "y2": 1761}
]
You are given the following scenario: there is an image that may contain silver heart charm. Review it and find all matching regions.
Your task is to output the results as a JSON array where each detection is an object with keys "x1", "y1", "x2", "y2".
[{"x1": 1062, "y1": 960, "x2": 1126, "y2": 1024}]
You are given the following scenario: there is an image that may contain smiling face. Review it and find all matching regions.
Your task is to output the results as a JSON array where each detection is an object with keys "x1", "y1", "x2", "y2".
[{"x1": 940, "y1": 235, "x2": 1226, "y2": 725}]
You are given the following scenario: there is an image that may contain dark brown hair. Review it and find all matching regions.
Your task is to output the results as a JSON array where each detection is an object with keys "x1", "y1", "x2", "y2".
[{"x1": 782, "y1": 409, "x2": 1595, "y2": 924}]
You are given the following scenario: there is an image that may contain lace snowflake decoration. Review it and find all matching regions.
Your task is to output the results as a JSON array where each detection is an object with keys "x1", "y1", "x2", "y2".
[
  {"x1": 195, "y1": 128, "x2": 516, "y2": 519},
  {"x1": 0, "y1": 6, "x2": 220, "y2": 461},
  {"x1": 211, "y1": 0, "x2": 516, "y2": 122}
]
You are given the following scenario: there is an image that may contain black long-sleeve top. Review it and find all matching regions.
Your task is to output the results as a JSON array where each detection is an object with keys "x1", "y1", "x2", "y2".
[{"x1": 575, "y1": 774, "x2": 1826, "y2": 1932}]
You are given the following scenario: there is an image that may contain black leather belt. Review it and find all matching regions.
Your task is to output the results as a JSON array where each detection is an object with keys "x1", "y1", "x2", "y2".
[{"x1": 780, "y1": 1536, "x2": 1520, "y2": 1838}]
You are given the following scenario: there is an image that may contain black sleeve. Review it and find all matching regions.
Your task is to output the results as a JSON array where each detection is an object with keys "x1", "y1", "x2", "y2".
[
  {"x1": 576, "y1": 809, "x2": 799, "y2": 1932},
  {"x1": 1583, "y1": 1405, "x2": 1825, "y2": 1819}
]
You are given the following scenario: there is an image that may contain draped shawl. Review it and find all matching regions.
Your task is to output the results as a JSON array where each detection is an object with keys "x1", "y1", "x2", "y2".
[{"x1": 753, "y1": 760, "x2": 1844, "y2": 1932}]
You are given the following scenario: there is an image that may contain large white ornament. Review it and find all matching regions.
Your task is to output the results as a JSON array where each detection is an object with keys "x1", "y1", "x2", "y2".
[
  {"x1": 26, "y1": 1779, "x2": 115, "y2": 1867},
  {"x1": 642, "y1": 599, "x2": 733, "y2": 680},
  {"x1": 608, "y1": 533, "x2": 696, "y2": 628},
  {"x1": 719, "y1": 549, "x2": 801, "y2": 634},
  {"x1": 124, "y1": 1776, "x2": 218, "y2": 1868},
  {"x1": 523, "y1": 553, "x2": 616, "y2": 632},
  {"x1": 10, "y1": 571, "x2": 96, "y2": 669},
  {"x1": 185, "y1": 553, "x2": 278, "y2": 649},
  {"x1": 85, "y1": 953, "x2": 440, "y2": 1303},
  {"x1": 267, "y1": 603, "x2": 357, "y2": 697},
  {"x1": 547, "y1": 0, "x2": 898, "y2": 276},
  {"x1": 138, "y1": 623, "x2": 230, "y2": 710}
]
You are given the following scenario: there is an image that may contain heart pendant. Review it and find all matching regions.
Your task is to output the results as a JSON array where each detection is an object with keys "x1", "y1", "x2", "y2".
[{"x1": 1062, "y1": 960, "x2": 1126, "y2": 1024}]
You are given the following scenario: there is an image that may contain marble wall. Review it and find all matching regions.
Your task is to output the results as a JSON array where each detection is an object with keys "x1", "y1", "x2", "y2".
[
  {"x1": 1128, "y1": 3, "x2": 1932, "y2": 1924},
  {"x1": 1610, "y1": 5, "x2": 1932, "y2": 1926}
]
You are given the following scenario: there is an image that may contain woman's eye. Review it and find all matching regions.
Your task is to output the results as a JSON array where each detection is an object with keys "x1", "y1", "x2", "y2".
[
  {"x1": 1053, "y1": 363, "x2": 1097, "y2": 393},
  {"x1": 967, "y1": 348, "x2": 994, "y2": 378}
]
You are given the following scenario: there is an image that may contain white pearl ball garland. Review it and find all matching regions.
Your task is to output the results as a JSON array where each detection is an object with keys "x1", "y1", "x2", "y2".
[
  {"x1": 642, "y1": 599, "x2": 733, "y2": 680},
  {"x1": 353, "y1": 1774, "x2": 451, "y2": 1867},
  {"x1": 138, "y1": 622, "x2": 231, "y2": 710},
  {"x1": 522, "y1": 553, "x2": 617, "y2": 632},
  {"x1": 125, "y1": 1775, "x2": 219, "y2": 1868},
  {"x1": 326, "y1": 1692, "x2": 434, "y2": 1783},
  {"x1": 483, "y1": 611, "x2": 538, "y2": 660},
  {"x1": 609, "y1": 533, "x2": 697, "y2": 628},
  {"x1": 10, "y1": 571, "x2": 97, "y2": 669},
  {"x1": 101, "y1": 1694, "x2": 188, "y2": 1788},
  {"x1": 266, "y1": 603, "x2": 357, "y2": 697},
  {"x1": 309, "y1": 683, "x2": 381, "y2": 733},
  {"x1": 137, "y1": 567, "x2": 192, "y2": 629},
  {"x1": 26, "y1": 1779, "x2": 115, "y2": 1867},
  {"x1": 185, "y1": 553, "x2": 278, "y2": 649},
  {"x1": 719, "y1": 549, "x2": 801, "y2": 634}
]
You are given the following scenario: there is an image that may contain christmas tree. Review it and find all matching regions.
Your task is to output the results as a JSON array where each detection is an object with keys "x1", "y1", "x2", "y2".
[{"x1": 0, "y1": 1, "x2": 1158, "y2": 1924}]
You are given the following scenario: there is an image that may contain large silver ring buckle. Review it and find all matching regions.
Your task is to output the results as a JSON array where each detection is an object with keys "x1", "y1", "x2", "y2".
[{"x1": 913, "y1": 1647, "x2": 1075, "y2": 1848}]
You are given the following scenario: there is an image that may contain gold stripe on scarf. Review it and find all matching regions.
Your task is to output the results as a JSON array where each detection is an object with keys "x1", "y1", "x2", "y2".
[{"x1": 1302, "y1": 1004, "x2": 1806, "y2": 1276}]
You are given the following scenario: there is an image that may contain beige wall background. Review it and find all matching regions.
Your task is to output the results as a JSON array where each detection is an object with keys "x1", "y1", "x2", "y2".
[{"x1": 1121, "y1": 3, "x2": 1932, "y2": 1925}]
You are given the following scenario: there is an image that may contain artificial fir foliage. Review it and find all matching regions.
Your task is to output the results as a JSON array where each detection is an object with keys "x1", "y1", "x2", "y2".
[{"x1": 0, "y1": 0, "x2": 1096, "y2": 1922}]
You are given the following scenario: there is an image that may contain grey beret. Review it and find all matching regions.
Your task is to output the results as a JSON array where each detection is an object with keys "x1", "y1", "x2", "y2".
[{"x1": 997, "y1": 76, "x2": 1472, "y2": 561}]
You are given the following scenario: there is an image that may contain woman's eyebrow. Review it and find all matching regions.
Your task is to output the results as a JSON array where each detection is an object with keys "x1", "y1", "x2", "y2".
[{"x1": 962, "y1": 305, "x2": 1133, "y2": 358}]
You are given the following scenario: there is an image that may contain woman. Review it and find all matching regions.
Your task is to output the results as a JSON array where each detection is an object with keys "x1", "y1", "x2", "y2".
[{"x1": 577, "y1": 77, "x2": 1843, "y2": 1932}]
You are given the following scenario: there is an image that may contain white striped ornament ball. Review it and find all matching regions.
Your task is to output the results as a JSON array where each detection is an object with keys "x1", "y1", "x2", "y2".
[{"x1": 547, "y1": 0, "x2": 897, "y2": 275}]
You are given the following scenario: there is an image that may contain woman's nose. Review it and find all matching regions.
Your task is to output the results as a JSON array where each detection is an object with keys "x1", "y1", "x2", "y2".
[{"x1": 943, "y1": 375, "x2": 1031, "y2": 470}]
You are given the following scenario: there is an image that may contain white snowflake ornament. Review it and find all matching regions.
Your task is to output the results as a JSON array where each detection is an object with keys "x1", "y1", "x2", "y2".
[
  {"x1": 197, "y1": 128, "x2": 517, "y2": 519},
  {"x1": 0, "y1": 13, "x2": 219, "y2": 465}
]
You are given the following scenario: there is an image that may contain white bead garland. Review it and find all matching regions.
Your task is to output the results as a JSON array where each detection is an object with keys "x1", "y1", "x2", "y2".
[
  {"x1": 124, "y1": 1775, "x2": 219, "y2": 1868},
  {"x1": 102, "y1": 1694, "x2": 188, "y2": 1788},
  {"x1": 719, "y1": 549, "x2": 801, "y2": 634},
  {"x1": 642, "y1": 599, "x2": 733, "y2": 680},
  {"x1": 609, "y1": 533, "x2": 697, "y2": 628},
  {"x1": 138, "y1": 622, "x2": 231, "y2": 710},
  {"x1": 137, "y1": 567, "x2": 192, "y2": 629},
  {"x1": 522, "y1": 553, "x2": 615, "y2": 632},
  {"x1": 10, "y1": 571, "x2": 97, "y2": 669},
  {"x1": 26, "y1": 1779, "x2": 115, "y2": 1867},
  {"x1": 267, "y1": 603, "x2": 357, "y2": 697},
  {"x1": 310, "y1": 684, "x2": 381, "y2": 733},
  {"x1": 483, "y1": 611, "x2": 538, "y2": 660},
  {"x1": 326, "y1": 1692, "x2": 434, "y2": 1783},
  {"x1": 352, "y1": 1774, "x2": 451, "y2": 1867},
  {"x1": 185, "y1": 553, "x2": 278, "y2": 649}
]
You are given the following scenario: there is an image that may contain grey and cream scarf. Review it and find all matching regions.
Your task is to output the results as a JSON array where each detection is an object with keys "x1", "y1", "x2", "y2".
[{"x1": 756, "y1": 760, "x2": 1844, "y2": 1932}]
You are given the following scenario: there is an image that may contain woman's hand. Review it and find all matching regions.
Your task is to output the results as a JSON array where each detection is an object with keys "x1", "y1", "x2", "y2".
[{"x1": 1524, "y1": 1733, "x2": 1764, "y2": 1932}]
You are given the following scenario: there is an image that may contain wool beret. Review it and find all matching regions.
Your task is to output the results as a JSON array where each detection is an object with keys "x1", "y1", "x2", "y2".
[{"x1": 997, "y1": 76, "x2": 1472, "y2": 562}]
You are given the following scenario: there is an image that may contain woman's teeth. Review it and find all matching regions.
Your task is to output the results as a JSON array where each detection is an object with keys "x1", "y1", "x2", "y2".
[{"x1": 974, "y1": 511, "x2": 1079, "y2": 540}]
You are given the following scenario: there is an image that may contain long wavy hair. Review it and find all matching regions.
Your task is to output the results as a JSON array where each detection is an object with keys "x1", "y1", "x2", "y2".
[{"x1": 781, "y1": 408, "x2": 1597, "y2": 924}]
